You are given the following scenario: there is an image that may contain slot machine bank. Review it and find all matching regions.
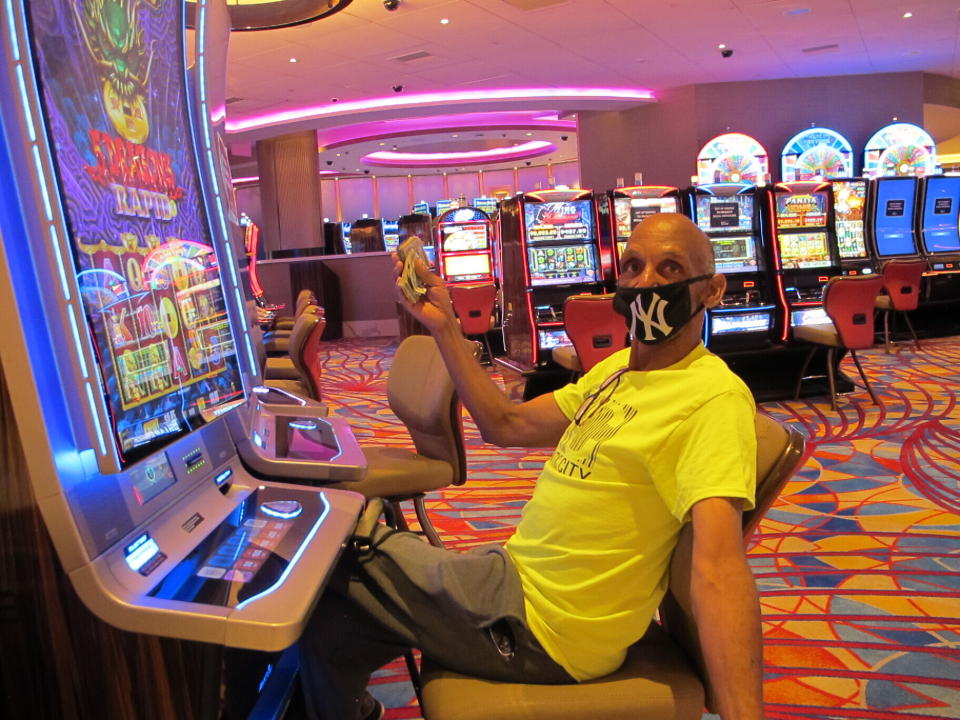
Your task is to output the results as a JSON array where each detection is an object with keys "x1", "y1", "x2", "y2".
[{"x1": 0, "y1": 0, "x2": 366, "y2": 716}]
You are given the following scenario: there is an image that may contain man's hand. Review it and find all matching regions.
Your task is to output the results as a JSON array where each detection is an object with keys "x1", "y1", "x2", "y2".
[{"x1": 392, "y1": 255, "x2": 457, "y2": 335}]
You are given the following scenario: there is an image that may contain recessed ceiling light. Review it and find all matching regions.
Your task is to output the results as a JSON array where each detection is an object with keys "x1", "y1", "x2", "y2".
[
  {"x1": 289, "y1": 57, "x2": 297, "y2": 63},
  {"x1": 379, "y1": 142, "x2": 385, "y2": 146},
  {"x1": 903, "y1": 11, "x2": 913, "y2": 18},
  {"x1": 336, "y1": 153, "x2": 341, "y2": 156},
  {"x1": 452, "y1": 133, "x2": 459, "y2": 137},
  {"x1": 440, "y1": 18, "x2": 449, "y2": 24},
  {"x1": 526, "y1": 132, "x2": 533, "y2": 136},
  {"x1": 718, "y1": 43, "x2": 727, "y2": 49}
]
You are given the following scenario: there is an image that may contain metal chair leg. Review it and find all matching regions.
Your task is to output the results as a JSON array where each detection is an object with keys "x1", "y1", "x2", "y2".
[
  {"x1": 413, "y1": 494, "x2": 445, "y2": 548},
  {"x1": 826, "y1": 347, "x2": 837, "y2": 411},
  {"x1": 794, "y1": 346, "x2": 817, "y2": 400},
  {"x1": 850, "y1": 349, "x2": 878, "y2": 405},
  {"x1": 903, "y1": 312, "x2": 921, "y2": 351},
  {"x1": 481, "y1": 333, "x2": 495, "y2": 365},
  {"x1": 404, "y1": 650, "x2": 424, "y2": 709},
  {"x1": 883, "y1": 310, "x2": 892, "y2": 353}
]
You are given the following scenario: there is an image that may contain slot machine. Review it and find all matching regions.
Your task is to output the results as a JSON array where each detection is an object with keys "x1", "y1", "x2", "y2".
[
  {"x1": 381, "y1": 218, "x2": 400, "y2": 253},
  {"x1": 398, "y1": 212, "x2": 435, "y2": 267},
  {"x1": 690, "y1": 183, "x2": 779, "y2": 350},
  {"x1": 0, "y1": 2, "x2": 365, "y2": 714},
  {"x1": 598, "y1": 186, "x2": 684, "y2": 280},
  {"x1": 498, "y1": 189, "x2": 604, "y2": 371},
  {"x1": 435, "y1": 207, "x2": 495, "y2": 285},
  {"x1": 349, "y1": 218, "x2": 386, "y2": 253},
  {"x1": 473, "y1": 197, "x2": 499, "y2": 217},
  {"x1": 340, "y1": 221, "x2": 353, "y2": 253},
  {"x1": 916, "y1": 175, "x2": 960, "y2": 303},
  {"x1": 867, "y1": 177, "x2": 921, "y2": 264},
  {"x1": 829, "y1": 178, "x2": 877, "y2": 276},
  {"x1": 765, "y1": 182, "x2": 843, "y2": 334},
  {"x1": 435, "y1": 199, "x2": 456, "y2": 217}
]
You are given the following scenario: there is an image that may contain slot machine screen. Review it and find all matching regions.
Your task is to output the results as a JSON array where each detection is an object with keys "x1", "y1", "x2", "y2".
[
  {"x1": 26, "y1": 0, "x2": 246, "y2": 466},
  {"x1": 709, "y1": 235, "x2": 759, "y2": 274},
  {"x1": 436, "y1": 200, "x2": 456, "y2": 216},
  {"x1": 778, "y1": 232, "x2": 833, "y2": 269},
  {"x1": 874, "y1": 179, "x2": 918, "y2": 257},
  {"x1": 832, "y1": 181, "x2": 868, "y2": 259},
  {"x1": 341, "y1": 223, "x2": 353, "y2": 253},
  {"x1": 694, "y1": 195, "x2": 754, "y2": 233},
  {"x1": 441, "y1": 223, "x2": 489, "y2": 252},
  {"x1": 921, "y1": 177, "x2": 960, "y2": 253},
  {"x1": 527, "y1": 244, "x2": 600, "y2": 286},
  {"x1": 613, "y1": 197, "x2": 678, "y2": 239},
  {"x1": 382, "y1": 220, "x2": 400, "y2": 252},
  {"x1": 412, "y1": 201, "x2": 431, "y2": 215},
  {"x1": 442, "y1": 254, "x2": 492, "y2": 282},
  {"x1": 524, "y1": 200, "x2": 595, "y2": 244},
  {"x1": 473, "y1": 197, "x2": 498, "y2": 215},
  {"x1": 775, "y1": 191, "x2": 828, "y2": 229}
]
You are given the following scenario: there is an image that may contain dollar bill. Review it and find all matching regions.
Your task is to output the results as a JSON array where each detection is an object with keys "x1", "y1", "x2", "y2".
[{"x1": 397, "y1": 236, "x2": 429, "y2": 305}]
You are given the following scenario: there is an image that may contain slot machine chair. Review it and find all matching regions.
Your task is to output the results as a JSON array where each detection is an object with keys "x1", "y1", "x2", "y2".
[
  {"x1": 450, "y1": 283, "x2": 498, "y2": 364},
  {"x1": 418, "y1": 414, "x2": 806, "y2": 720},
  {"x1": 793, "y1": 275, "x2": 885, "y2": 412},
  {"x1": 264, "y1": 290, "x2": 318, "y2": 355},
  {"x1": 264, "y1": 305, "x2": 325, "y2": 401},
  {"x1": 552, "y1": 294, "x2": 627, "y2": 376},
  {"x1": 874, "y1": 259, "x2": 925, "y2": 353},
  {"x1": 324, "y1": 334, "x2": 476, "y2": 549},
  {"x1": 269, "y1": 289, "x2": 315, "y2": 332}
]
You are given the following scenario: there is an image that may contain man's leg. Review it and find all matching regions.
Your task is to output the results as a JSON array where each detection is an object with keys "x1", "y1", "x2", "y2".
[{"x1": 298, "y1": 526, "x2": 572, "y2": 720}]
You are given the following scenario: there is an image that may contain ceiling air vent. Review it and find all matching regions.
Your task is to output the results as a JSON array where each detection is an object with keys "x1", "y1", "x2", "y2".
[
  {"x1": 393, "y1": 50, "x2": 433, "y2": 63},
  {"x1": 501, "y1": 0, "x2": 568, "y2": 10},
  {"x1": 801, "y1": 43, "x2": 839, "y2": 54}
]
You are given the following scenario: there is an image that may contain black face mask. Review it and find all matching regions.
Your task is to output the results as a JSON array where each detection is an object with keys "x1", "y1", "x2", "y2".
[{"x1": 613, "y1": 274, "x2": 713, "y2": 345}]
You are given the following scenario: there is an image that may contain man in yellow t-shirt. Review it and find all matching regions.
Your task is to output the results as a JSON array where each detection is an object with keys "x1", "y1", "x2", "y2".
[{"x1": 299, "y1": 214, "x2": 763, "y2": 720}]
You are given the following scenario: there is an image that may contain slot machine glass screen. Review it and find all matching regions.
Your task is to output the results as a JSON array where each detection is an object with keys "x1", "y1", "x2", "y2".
[{"x1": 25, "y1": 0, "x2": 245, "y2": 465}]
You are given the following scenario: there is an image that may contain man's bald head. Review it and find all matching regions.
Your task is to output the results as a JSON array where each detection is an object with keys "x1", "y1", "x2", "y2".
[{"x1": 628, "y1": 213, "x2": 716, "y2": 275}]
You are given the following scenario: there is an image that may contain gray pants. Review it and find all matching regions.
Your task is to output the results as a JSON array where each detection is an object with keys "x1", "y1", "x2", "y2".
[{"x1": 298, "y1": 525, "x2": 574, "y2": 720}]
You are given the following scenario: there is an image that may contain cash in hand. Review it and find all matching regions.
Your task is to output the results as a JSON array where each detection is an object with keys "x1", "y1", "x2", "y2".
[{"x1": 397, "y1": 236, "x2": 430, "y2": 305}]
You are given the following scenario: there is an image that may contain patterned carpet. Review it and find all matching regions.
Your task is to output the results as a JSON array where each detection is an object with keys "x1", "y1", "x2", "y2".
[{"x1": 317, "y1": 336, "x2": 960, "y2": 720}]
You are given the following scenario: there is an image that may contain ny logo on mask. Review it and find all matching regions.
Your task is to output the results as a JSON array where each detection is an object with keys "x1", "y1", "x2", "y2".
[{"x1": 630, "y1": 292, "x2": 672, "y2": 341}]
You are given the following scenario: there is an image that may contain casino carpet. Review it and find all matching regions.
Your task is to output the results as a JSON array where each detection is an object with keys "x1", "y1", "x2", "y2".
[{"x1": 316, "y1": 336, "x2": 960, "y2": 720}]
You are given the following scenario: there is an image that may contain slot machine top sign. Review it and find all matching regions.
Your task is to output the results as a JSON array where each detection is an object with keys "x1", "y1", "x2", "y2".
[
  {"x1": 864, "y1": 123, "x2": 936, "y2": 178},
  {"x1": 697, "y1": 133, "x2": 769, "y2": 186},
  {"x1": 781, "y1": 128, "x2": 854, "y2": 181}
]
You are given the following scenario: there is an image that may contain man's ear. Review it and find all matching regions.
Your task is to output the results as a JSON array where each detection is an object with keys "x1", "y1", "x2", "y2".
[{"x1": 703, "y1": 273, "x2": 727, "y2": 309}]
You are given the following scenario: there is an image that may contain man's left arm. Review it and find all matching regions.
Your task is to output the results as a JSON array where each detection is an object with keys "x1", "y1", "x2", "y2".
[{"x1": 689, "y1": 496, "x2": 763, "y2": 720}]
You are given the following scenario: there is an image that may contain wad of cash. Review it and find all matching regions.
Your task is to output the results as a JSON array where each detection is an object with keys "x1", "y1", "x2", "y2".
[{"x1": 397, "y1": 236, "x2": 430, "y2": 305}]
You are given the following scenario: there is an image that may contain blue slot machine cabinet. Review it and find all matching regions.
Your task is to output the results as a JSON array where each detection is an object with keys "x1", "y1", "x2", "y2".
[
  {"x1": 765, "y1": 181, "x2": 842, "y2": 336},
  {"x1": 435, "y1": 206, "x2": 495, "y2": 286},
  {"x1": 690, "y1": 183, "x2": 779, "y2": 351},
  {"x1": 867, "y1": 177, "x2": 921, "y2": 263},
  {"x1": 917, "y1": 175, "x2": 960, "y2": 303},
  {"x1": 0, "y1": 1, "x2": 364, "y2": 715}
]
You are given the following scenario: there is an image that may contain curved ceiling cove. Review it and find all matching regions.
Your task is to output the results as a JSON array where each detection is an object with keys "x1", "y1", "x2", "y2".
[{"x1": 361, "y1": 141, "x2": 557, "y2": 168}]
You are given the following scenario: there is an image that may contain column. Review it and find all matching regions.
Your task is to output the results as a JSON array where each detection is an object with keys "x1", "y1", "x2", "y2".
[{"x1": 255, "y1": 130, "x2": 322, "y2": 254}]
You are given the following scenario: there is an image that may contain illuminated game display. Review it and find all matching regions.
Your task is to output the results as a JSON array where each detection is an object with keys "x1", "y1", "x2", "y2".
[
  {"x1": 690, "y1": 183, "x2": 776, "y2": 349},
  {"x1": 412, "y1": 200, "x2": 431, "y2": 215},
  {"x1": 919, "y1": 176, "x2": 960, "y2": 254},
  {"x1": 697, "y1": 133, "x2": 769, "y2": 185},
  {"x1": 781, "y1": 128, "x2": 854, "y2": 181},
  {"x1": 605, "y1": 186, "x2": 683, "y2": 271},
  {"x1": 473, "y1": 197, "x2": 499, "y2": 216},
  {"x1": 832, "y1": 180, "x2": 869, "y2": 261},
  {"x1": 25, "y1": 0, "x2": 245, "y2": 463},
  {"x1": 864, "y1": 123, "x2": 937, "y2": 178},
  {"x1": 767, "y1": 182, "x2": 841, "y2": 332},
  {"x1": 871, "y1": 177, "x2": 919, "y2": 258},
  {"x1": 498, "y1": 190, "x2": 604, "y2": 369},
  {"x1": 435, "y1": 207, "x2": 495, "y2": 284},
  {"x1": 382, "y1": 219, "x2": 400, "y2": 252},
  {"x1": 341, "y1": 221, "x2": 353, "y2": 253}
]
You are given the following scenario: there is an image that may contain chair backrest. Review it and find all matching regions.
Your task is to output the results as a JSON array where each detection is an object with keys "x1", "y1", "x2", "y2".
[
  {"x1": 659, "y1": 414, "x2": 806, "y2": 711},
  {"x1": 287, "y1": 305, "x2": 322, "y2": 397},
  {"x1": 298, "y1": 307, "x2": 327, "y2": 401},
  {"x1": 450, "y1": 283, "x2": 497, "y2": 336},
  {"x1": 563, "y1": 294, "x2": 627, "y2": 373},
  {"x1": 387, "y1": 335, "x2": 471, "y2": 486},
  {"x1": 880, "y1": 259, "x2": 926, "y2": 312},
  {"x1": 822, "y1": 274, "x2": 885, "y2": 350},
  {"x1": 294, "y1": 289, "x2": 316, "y2": 317}
]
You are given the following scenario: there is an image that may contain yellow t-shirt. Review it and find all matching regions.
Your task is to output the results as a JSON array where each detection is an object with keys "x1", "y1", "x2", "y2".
[{"x1": 504, "y1": 343, "x2": 757, "y2": 681}]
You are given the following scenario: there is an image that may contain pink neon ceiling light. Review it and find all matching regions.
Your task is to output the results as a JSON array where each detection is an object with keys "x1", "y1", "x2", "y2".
[
  {"x1": 225, "y1": 87, "x2": 655, "y2": 133},
  {"x1": 362, "y1": 141, "x2": 556, "y2": 167}
]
